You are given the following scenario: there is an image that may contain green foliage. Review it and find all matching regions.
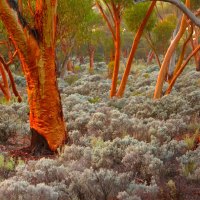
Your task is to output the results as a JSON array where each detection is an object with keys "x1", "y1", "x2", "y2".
[
  {"x1": 0, "y1": 21, "x2": 7, "y2": 39},
  {"x1": 64, "y1": 75, "x2": 79, "y2": 85},
  {"x1": 0, "y1": 154, "x2": 24, "y2": 180},
  {"x1": 74, "y1": 65, "x2": 82, "y2": 73},
  {"x1": 121, "y1": 30, "x2": 133, "y2": 52},
  {"x1": 124, "y1": 2, "x2": 156, "y2": 33},
  {"x1": 88, "y1": 97, "x2": 101, "y2": 104},
  {"x1": 57, "y1": 0, "x2": 93, "y2": 60},
  {"x1": 0, "y1": 97, "x2": 21, "y2": 105},
  {"x1": 190, "y1": 0, "x2": 200, "y2": 10},
  {"x1": 184, "y1": 129, "x2": 199, "y2": 150},
  {"x1": 181, "y1": 0, "x2": 200, "y2": 10},
  {"x1": 143, "y1": 73, "x2": 150, "y2": 79},
  {"x1": 182, "y1": 161, "x2": 196, "y2": 176},
  {"x1": 97, "y1": 0, "x2": 133, "y2": 6},
  {"x1": 152, "y1": 14, "x2": 177, "y2": 53},
  {"x1": 0, "y1": 155, "x2": 15, "y2": 171},
  {"x1": 107, "y1": 61, "x2": 115, "y2": 78},
  {"x1": 91, "y1": 137, "x2": 105, "y2": 149}
]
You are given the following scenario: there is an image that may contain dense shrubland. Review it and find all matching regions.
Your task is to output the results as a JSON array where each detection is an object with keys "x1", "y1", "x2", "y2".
[
  {"x1": 0, "y1": 63, "x2": 200, "y2": 199},
  {"x1": 0, "y1": 0, "x2": 199, "y2": 199}
]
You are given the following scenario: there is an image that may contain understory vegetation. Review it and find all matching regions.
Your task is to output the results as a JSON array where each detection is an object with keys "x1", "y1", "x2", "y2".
[{"x1": 0, "y1": 63, "x2": 200, "y2": 200}]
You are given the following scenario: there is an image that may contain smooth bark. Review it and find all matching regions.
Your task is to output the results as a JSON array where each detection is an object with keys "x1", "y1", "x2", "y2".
[
  {"x1": 110, "y1": 17, "x2": 120, "y2": 97},
  {"x1": 153, "y1": 0, "x2": 190, "y2": 99},
  {"x1": 116, "y1": 1, "x2": 156, "y2": 97},
  {"x1": 165, "y1": 44, "x2": 200, "y2": 94}
]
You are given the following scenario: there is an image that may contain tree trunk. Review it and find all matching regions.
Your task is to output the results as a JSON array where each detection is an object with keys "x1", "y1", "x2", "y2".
[
  {"x1": 0, "y1": 62, "x2": 10, "y2": 101},
  {"x1": 110, "y1": 18, "x2": 120, "y2": 97},
  {"x1": 144, "y1": 33, "x2": 161, "y2": 68},
  {"x1": 116, "y1": 1, "x2": 156, "y2": 97},
  {"x1": 165, "y1": 44, "x2": 200, "y2": 94},
  {"x1": 26, "y1": 43, "x2": 66, "y2": 152},
  {"x1": 147, "y1": 50, "x2": 154, "y2": 64},
  {"x1": 59, "y1": 54, "x2": 69, "y2": 78},
  {"x1": 191, "y1": 26, "x2": 200, "y2": 71},
  {"x1": 153, "y1": 0, "x2": 190, "y2": 99},
  {"x1": 66, "y1": 58, "x2": 74, "y2": 72},
  {"x1": 88, "y1": 45, "x2": 95, "y2": 72},
  {"x1": 169, "y1": 24, "x2": 193, "y2": 83},
  {"x1": 0, "y1": 0, "x2": 67, "y2": 152},
  {"x1": 168, "y1": 21, "x2": 180, "y2": 78}
]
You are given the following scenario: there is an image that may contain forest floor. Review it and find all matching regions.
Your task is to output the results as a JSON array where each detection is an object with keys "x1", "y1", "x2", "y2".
[{"x1": 0, "y1": 62, "x2": 200, "y2": 200}]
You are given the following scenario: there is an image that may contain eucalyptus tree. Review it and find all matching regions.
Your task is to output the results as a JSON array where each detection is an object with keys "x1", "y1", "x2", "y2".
[
  {"x1": 57, "y1": 0, "x2": 95, "y2": 76},
  {"x1": 123, "y1": 2, "x2": 158, "y2": 64},
  {"x1": 75, "y1": 8, "x2": 103, "y2": 72},
  {"x1": 116, "y1": 1, "x2": 156, "y2": 97},
  {"x1": 131, "y1": 0, "x2": 200, "y2": 98},
  {"x1": 96, "y1": 0, "x2": 133, "y2": 97},
  {"x1": 0, "y1": 21, "x2": 21, "y2": 102},
  {"x1": 0, "y1": 0, "x2": 67, "y2": 153}
]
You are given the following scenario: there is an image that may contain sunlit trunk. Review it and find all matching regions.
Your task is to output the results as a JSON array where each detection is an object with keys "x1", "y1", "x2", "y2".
[
  {"x1": 0, "y1": 62, "x2": 10, "y2": 101},
  {"x1": 169, "y1": 24, "x2": 193, "y2": 83},
  {"x1": 26, "y1": 41, "x2": 66, "y2": 151},
  {"x1": 165, "y1": 44, "x2": 200, "y2": 95},
  {"x1": 154, "y1": 0, "x2": 190, "y2": 99},
  {"x1": 191, "y1": 26, "x2": 200, "y2": 71},
  {"x1": 110, "y1": 19, "x2": 121, "y2": 97},
  {"x1": 0, "y1": 0, "x2": 67, "y2": 152},
  {"x1": 116, "y1": 1, "x2": 156, "y2": 97}
]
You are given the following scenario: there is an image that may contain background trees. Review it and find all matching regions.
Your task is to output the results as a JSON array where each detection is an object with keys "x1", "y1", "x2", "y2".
[{"x1": 57, "y1": 0, "x2": 96, "y2": 76}]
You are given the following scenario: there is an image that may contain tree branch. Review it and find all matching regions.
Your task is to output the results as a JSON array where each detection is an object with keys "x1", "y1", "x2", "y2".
[
  {"x1": 103, "y1": 0, "x2": 115, "y2": 24},
  {"x1": 96, "y1": 1, "x2": 116, "y2": 41},
  {"x1": 0, "y1": 52, "x2": 22, "y2": 102},
  {"x1": 134, "y1": 0, "x2": 200, "y2": 27},
  {"x1": 0, "y1": 0, "x2": 28, "y2": 60},
  {"x1": 165, "y1": 44, "x2": 200, "y2": 94}
]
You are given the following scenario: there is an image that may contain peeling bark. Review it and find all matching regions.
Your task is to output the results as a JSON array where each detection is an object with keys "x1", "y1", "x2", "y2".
[{"x1": 0, "y1": 0, "x2": 67, "y2": 152}]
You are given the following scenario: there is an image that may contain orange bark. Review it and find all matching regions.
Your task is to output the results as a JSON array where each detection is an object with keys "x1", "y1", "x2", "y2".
[
  {"x1": 110, "y1": 48, "x2": 115, "y2": 62},
  {"x1": 96, "y1": 1, "x2": 121, "y2": 97},
  {"x1": 116, "y1": 1, "x2": 156, "y2": 97},
  {"x1": 110, "y1": 14, "x2": 120, "y2": 97},
  {"x1": 96, "y1": 2, "x2": 116, "y2": 41},
  {"x1": 18, "y1": 0, "x2": 23, "y2": 14},
  {"x1": 165, "y1": 44, "x2": 200, "y2": 95},
  {"x1": 0, "y1": 51, "x2": 22, "y2": 102},
  {"x1": 0, "y1": 0, "x2": 67, "y2": 151},
  {"x1": 154, "y1": 0, "x2": 190, "y2": 99},
  {"x1": 0, "y1": 62, "x2": 10, "y2": 101},
  {"x1": 169, "y1": 24, "x2": 193, "y2": 83}
]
